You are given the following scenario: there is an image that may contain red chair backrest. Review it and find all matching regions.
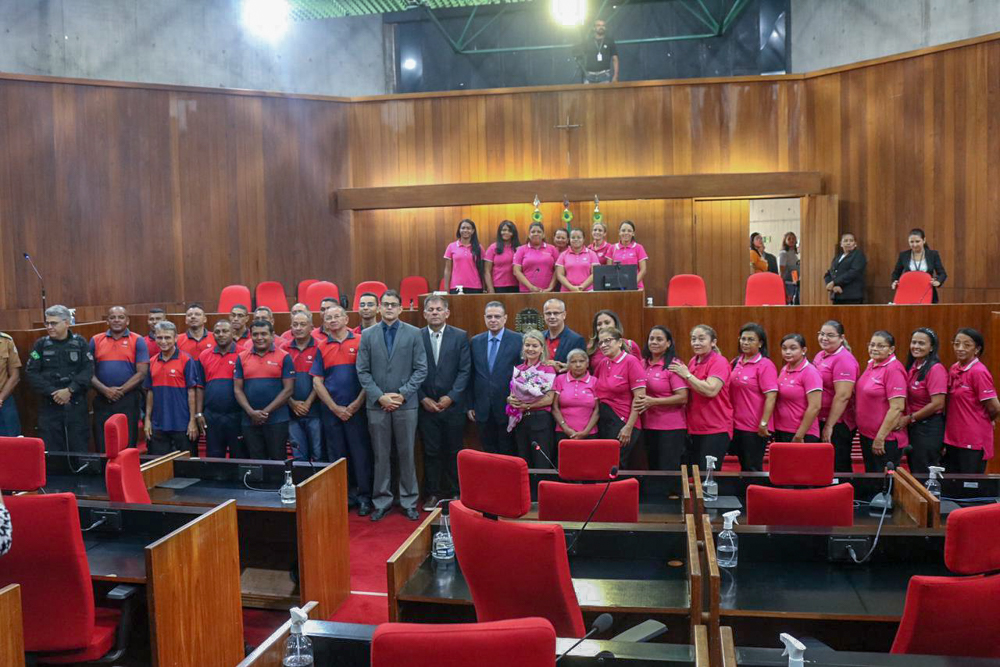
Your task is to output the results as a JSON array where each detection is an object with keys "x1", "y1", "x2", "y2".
[
  {"x1": 399, "y1": 276, "x2": 430, "y2": 309},
  {"x1": 667, "y1": 274, "x2": 708, "y2": 307},
  {"x1": 0, "y1": 493, "x2": 97, "y2": 652},
  {"x1": 353, "y1": 281, "x2": 389, "y2": 310},
  {"x1": 744, "y1": 272, "x2": 785, "y2": 306},
  {"x1": 0, "y1": 436, "x2": 46, "y2": 491},
  {"x1": 371, "y1": 618, "x2": 556, "y2": 667},
  {"x1": 457, "y1": 449, "x2": 530, "y2": 518},
  {"x1": 746, "y1": 483, "x2": 854, "y2": 526},
  {"x1": 255, "y1": 281, "x2": 290, "y2": 312},
  {"x1": 217, "y1": 284, "x2": 252, "y2": 314},
  {"x1": 303, "y1": 281, "x2": 341, "y2": 311},
  {"x1": 557, "y1": 439, "x2": 620, "y2": 481},
  {"x1": 894, "y1": 271, "x2": 933, "y2": 305},
  {"x1": 944, "y1": 503, "x2": 1000, "y2": 575},
  {"x1": 106, "y1": 449, "x2": 151, "y2": 504},
  {"x1": 537, "y1": 478, "x2": 639, "y2": 523},
  {"x1": 451, "y1": 501, "x2": 586, "y2": 638},
  {"x1": 891, "y1": 573, "x2": 1000, "y2": 657},
  {"x1": 103, "y1": 413, "x2": 129, "y2": 459},
  {"x1": 767, "y1": 442, "x2": 834, "y2": 486},
  {"x1": 297, "y1": 279, "x2": 319, "y2": 301}
]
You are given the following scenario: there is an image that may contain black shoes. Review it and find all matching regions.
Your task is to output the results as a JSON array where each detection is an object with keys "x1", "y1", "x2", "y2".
[
  {"x1": 357, "y1": 501, "x2": 373, "y2": 517},
  {"x1": 370, "y1": 507, "x2": 389, "y2": 522},
  {"x1": 405, "y1": 507, "x2": 421, "y2": 521}
]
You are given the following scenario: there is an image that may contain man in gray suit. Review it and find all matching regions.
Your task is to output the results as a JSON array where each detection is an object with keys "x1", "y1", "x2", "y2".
[{"x1": 357, "y1": 290, "x2": 428, "y2": 522}]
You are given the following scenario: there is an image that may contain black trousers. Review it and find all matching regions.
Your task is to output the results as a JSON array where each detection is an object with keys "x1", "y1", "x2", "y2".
[
  {"x1": 449, "y1": 288, "x2": 484, "y2": 294},
  {"x1": 859, "y1": 434, "x2": 903, "y2": 473},
  {"x1": 515, "y1": 411, "x2": 556, "y2": 469},
  {"x1": 204, "y1": 410, "x2": 244, "y2": 458},
  {"x1": 907, "y1": 414, "x2": 945, "y2": 473},
  {"x1": 477, "y1": 419, "x2": 516, "y2": 456},
  {"x1": 820, "y1": 420, "x2": 856, "y2": 473},
  {"x1": 644, "y1": 428, "x2": 687, "y2": 472},
  {"x1": 942, "y1": 444, "x2": 987, "y2": 474},
  {"x1": 38, "y1": 398, "x2": 90, "y2": 453},
  {"x1": 732, "y1": 429, "x2": 767, "y2": 471},
  {"x1": 597, "y1": 404, "x2": 641, "y2": 467},
  {"x1": 493, "y1": 286, "x2": 519, "y2": 294},
  {"x1": 419, "y1": 405, "x2": 466, "y2": 496},
  {"x1": 774, "y1": 431, "x2": 820, "y2": 443},
  {"x1": 242, "y1": 422, "x2": 290, "y2": 461},
  {"x1": 688, "y1": 432, "x2": 730, "y2": 471},
  {"x1": 149, "y1": 430, "x2": 191, "y2": 456},
  {"x1": 93, "y1": 390, "x2": 141, "y2": 452}
]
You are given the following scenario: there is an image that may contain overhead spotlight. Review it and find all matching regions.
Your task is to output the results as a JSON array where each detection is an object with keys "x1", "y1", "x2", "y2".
[
  {"x1": 551, "y1": 0, "x2": 586, "y2": 26},
  {"x1": 402, "y1": 58, "x2": 418, "y2": 71},
  {"x1": 242, "y1": 0, "x2": 290, "y2": 42}
]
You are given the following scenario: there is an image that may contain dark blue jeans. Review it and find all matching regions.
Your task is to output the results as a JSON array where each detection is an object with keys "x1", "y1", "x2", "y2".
[{"x1": 289, "y1": 415, "x2": 324, "y2": 462}]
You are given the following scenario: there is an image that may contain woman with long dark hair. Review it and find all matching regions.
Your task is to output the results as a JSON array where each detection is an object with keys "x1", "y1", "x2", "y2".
[
  {"x1": 513, "y1": 221, "x2": 559, "y2": 292},
  {"x1": 635, "y1": 326, "x2": 688, "y2": 471},
  {"x1": 443, "y1": 219, "x2": 484, "y2": 294},
  {"x1": 779, "y1": 232, "x2": 800, "y2": 304},
  {"x1": 855, "y1": 331, "x2": 908, "y2": 472},
  {"x1": 484, "y1": 220, "x2": 521, "y2": 294},
  {"x1": 772, "y1": 333, "x2": 823, "y2": 442},
  {"x1": 890, "y1": 228, "x2": 947, "y2": 303},
  {"x1": 728, "y1": 323, "x2": 777, "y2": 471},
  {"x1": 943, "y1": 328, "x2": 1000, "y2": 473},
  {"x1": 814, "y1": 319, "x2": 859, "y2": 473},
  {"x1": 749, "y1": 233, "x2": 769, "y2": 274},
  {"x1": 898, "y1": 328, "x2": 947, "y2": 472},
  {"x1": 586, "y1": 309, "x2": 641, "y2": 367}
]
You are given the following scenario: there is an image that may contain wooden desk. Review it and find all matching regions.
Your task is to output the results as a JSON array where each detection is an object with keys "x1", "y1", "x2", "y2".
[
  {"x1": 40, "y1": 450, "x2": 183, "y2": 498},
  {"x1": 0, "y1": 584, "x2": 25, "y2": 667}
]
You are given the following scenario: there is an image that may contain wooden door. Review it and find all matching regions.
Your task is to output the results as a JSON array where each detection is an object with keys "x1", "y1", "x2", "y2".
[
  {"x1": 800, "y1": 195, "x2": 840, "y2": 305},
  {"x1": 693, "y1": 199, "x2": 750, "y2": 306}
]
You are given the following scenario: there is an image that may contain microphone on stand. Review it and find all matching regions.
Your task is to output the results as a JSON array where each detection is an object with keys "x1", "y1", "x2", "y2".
[
  {"x1": 533, "y1": 440, "x2": 557, "y2": 470},
  {"x1": 23, "y1": 253, "x2": 47, "y2": 321},
  {"x1": 556, "y1": 613, "x2": 614, "y2": 663},
  {"x1": 566, "y1": 465, "x2": 618, "y2": 555}
]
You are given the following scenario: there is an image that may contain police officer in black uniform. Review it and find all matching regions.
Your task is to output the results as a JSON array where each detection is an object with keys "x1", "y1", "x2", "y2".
[{"x1": 25, "y1": 305, "x2": 94, "y2": 453}]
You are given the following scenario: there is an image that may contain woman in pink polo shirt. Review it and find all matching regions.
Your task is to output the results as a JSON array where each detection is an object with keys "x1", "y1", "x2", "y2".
[
  {"x1": 943, "y1": 328, "x2": 1000, "y2": 473},
  {"x1": 508, "y1": 330, "x2": 558, "y2": 468},
  {"x1": 669, "y1": 325, "x2": 733, "y2": 470},
  {"x1": 589, "y1": 221, "x2": 612, "y2": 264},
  {"x1": 513, "y1": 222, "x2": 559, "y2": 293},
  {"x1": 773, "y1": 333, "x2": 823, "y2": 443},
  {"x1": 728, "y1": 323, "x2": 778, "y2": 471},
  {"x1": 606, "y1": 221, "x2": 649, "y2": 290},
  {"x1": 443, "y1": 219, "x2": 484, "y2": 294},
  {"x1": 484, "y1": 220, "x2": 520, "y2": 294},
  {"x1": 814, "y1": 320, "x2": 859, "y2": 473},
  {"x1": 635, "y1": 326, "x2": 688, "y2": 472},
  {"x1": 556, "y1": 229, "x2": 601, "y2": 291},
  {"x1": 586, "y1": 310, "x2": 642, "y2": 368},
  {"x1": 855, "y1": 330, "x2": 909, "y2": 472},
  {"x1": 552, "y1": 228, "x2": 569, "y2": 255},
  {"x1": 594, "y1": 326, "x2": 646, "y2": 466},
  {"x1": 552, "y1": 349, "x2": 600, "y2": 448},
  {"x1": 898, "y1": 328, "x2": 947, "y2": 473}
]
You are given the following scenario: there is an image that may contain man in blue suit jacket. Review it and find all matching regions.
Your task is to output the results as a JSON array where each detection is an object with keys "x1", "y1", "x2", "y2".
[
  {"x1": 468, "y1": 301, "x2": 523, "y2": 456},
  {"x1": 541, "y1": 298, "x2": 586, "y2": 372},
  {"x1": 418, "y1": 295, "x2": 471, "y2": 509}
]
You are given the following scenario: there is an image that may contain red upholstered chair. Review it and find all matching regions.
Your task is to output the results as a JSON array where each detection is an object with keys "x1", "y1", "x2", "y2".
[
  {"x1": 400, "y1": 276, "x2": 430, "y2": 309},
  {"x1": 297, "y1": 279, "x2": 319, "y2": 301},
  {"x1": 0, "y1": 493, "x2": 137, "y2": 663},
  {"x1": 255, "y1": 281, "x2": 290, "y2": 312},
  {"x1": 537, "y1": 439, "x2": 639, "y2": 522},
  {"x1": 450, "y1": 450, "x2": 587, "y2": 638},
  {"x1": 0, "y1": 436, "x2": 46, "y2": 492},
  {"x1": 746, "y1": 483, "x2": 854, "y2": 526},
  {"x1": 767, "y1": 442, "x2": 834, "y2": 486},
  {"x1": 371, "y1": 618, "x2": 556, "y2": 667},
  {"x1": 217, "y1": 284, "x2": 252, "y2": 314},
  {"x1": 667, "y1": 274, "x2": 708, "y2": 307},
  {"x1": 557, "y1": 439, "x2": 620, "y2": 481},
  {"x1": 892, "y1": 504, "x2": 1000, "y2": 657},
  {"x1": 744, "y1": 272, "x2": 786, "y2": 306},
  {"x1": 104, "y1": 414, "x2": 150, "y2": 504},
  {"x1": 893, "y1": 271, "x2": 933, "y2": 305},
  {"x1": 303, "y1": 281, "x2": 341, "y2": 311},
  {"x1": 353, "y1": 281, "x2": 389, "y2": 310}
]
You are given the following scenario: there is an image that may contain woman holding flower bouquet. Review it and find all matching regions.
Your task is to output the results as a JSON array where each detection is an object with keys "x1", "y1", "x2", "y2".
[
  {"x1": 508, "y1": 329, "x2": 558, "y2": 468},
  {"x1": 594, "y1": 326, "x2": 647, "y2": 466}
]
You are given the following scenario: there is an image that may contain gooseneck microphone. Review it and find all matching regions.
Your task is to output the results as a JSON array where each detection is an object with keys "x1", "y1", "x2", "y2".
[
  {"x1": 533, "y1": 441, "x2": 557, "y2": 470},
  {"x1": 556, "y1": 613, "x2": 614, "y2": 663},
  {"x1": 566, "y1": 465, "x2": 618, "y2": 555},
  {"x1": 23, "y1": 252, "x2": 47, "y2": 320}
]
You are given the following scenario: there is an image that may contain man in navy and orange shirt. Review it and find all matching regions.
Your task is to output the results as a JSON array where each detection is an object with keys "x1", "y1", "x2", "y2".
[
  {"x1": 197, "y1": 319, "x2": 242, "y2": 458},
  {"x1": 230, "y1": 304, "x2": 252, "y2": 351},
  {"x1": 234, "y1": 319, "x2": 295, "y2": 460},
  {"x1": 286, "y1": 311, "x2": 323, "y2": 461},
  {"x1": 177, "y1": 303, "x2": 216, "y2": 360},
  {"x1": 252, "y1": 307, "x2": 289, "y2": 351},
  {"x1": 144, "y1": 321, "x2": 200, "y2": 455},
  {"x1": 90, "y1": 306, "x2": 149, "y2": 451},
  {"x1": 146, "y1": 308, "x2": 166, "y2": 353},
  {"x1": 311, "y1": 305, "x2": 372, "y2": 514}
]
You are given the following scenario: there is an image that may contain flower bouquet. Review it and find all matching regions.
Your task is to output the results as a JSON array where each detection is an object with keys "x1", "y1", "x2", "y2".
[{"x1": 506, "y1": 365, "x2": 556, "y2": 432}]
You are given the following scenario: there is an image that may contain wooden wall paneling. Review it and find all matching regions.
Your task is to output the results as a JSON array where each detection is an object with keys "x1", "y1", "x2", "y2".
[
  {"x1": 386, "y1": 508, "x2": 441, "y2": 622},
  {"x1": 800, "y1": 195, "x2": 840, "y2": 305},
  {"x1": 0, "y1": 584, "x2": 25, "y2": 667},
  {"x1": 296, "y1": 459, "x2": 350, "y2": 619},
  {"x1": 693, "y1": 200, "x2": 750, "y2": 307}
]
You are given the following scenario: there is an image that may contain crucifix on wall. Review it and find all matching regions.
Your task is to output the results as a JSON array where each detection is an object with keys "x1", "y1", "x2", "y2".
[{"x1": 554, "y1": 115, "x2": 582, "y2": 166}]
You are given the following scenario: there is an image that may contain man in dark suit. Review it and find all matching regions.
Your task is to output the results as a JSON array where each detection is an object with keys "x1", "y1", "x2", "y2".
[
  {"x1": 418, "y1": 295, "x2": 471, "y2": 510},
  {"x1": 468, "y1": 301, "x2": 523, "y2": 456},
  {"x1": 542, "y1": 298, "x2": 586, "y2": 373},
  {"x1": 357, "y1": 290, "x2": 428, "y2": 522}
]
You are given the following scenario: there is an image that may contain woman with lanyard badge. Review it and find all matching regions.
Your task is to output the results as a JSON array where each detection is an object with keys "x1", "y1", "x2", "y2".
[
  {"x1": 484, "y1": 220, "x2": 520, "y2": 294},
  {"x1": 728, "y1": 323, "x2": 778, "y2": 471},
  {"x1": 772, "y1": 333, "x2": 823, "y2": 443},
  {"x1": 890, "y1": 228, "x2": 947, "y2": 303},
  {"x1": 942, "y1": 328, "x2": 1000, "y2": 473},
  {"x1": 443, "y1": 219, "x2": 484, "y2": 294}
]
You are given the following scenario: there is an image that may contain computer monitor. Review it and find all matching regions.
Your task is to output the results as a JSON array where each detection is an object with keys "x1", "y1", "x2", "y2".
[{"x1": 593, "y1": 264, "x2": 638, "y2": 291}]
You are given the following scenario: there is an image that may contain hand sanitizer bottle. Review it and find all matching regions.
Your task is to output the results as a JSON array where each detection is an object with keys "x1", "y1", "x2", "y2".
[
  {"x1": 779, "y1": 633, "x2": 806, "y2": 667},
  {"x1": 283, "y1": 607, "x2": 313, "y2": 666},
  {"x1": 926, "y1": 466, "x2": 944, "y2": 498},
  {"x1": 717, "y1": 510, "x2": 740, "y2": 568},
  {"x1": 703, "y1": 455, "x2": 718, "y2": 500},
  {"x1": 280, "y1": 461, "x2": 296, "y2": 505}
]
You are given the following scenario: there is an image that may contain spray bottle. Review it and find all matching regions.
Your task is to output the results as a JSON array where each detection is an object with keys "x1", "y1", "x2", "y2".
[
  {"x1": 280, "y1": 459, "x2": 296, "y2": 505},
  {"x1": 717, "y1": 510, "x2": 740, "y2": 568},
  {"x1": 779, "y1": 633, "x2": 805, "y2": 667},
  {"x1": 703, "y1": 455, "x2": 718, "y2": 500},
  {"x1": 926, "y1": 466, "x2": 944, "y2": 498},
  {"x1": 283, "y1": 606, "x2": 313, "y2": 666}
]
